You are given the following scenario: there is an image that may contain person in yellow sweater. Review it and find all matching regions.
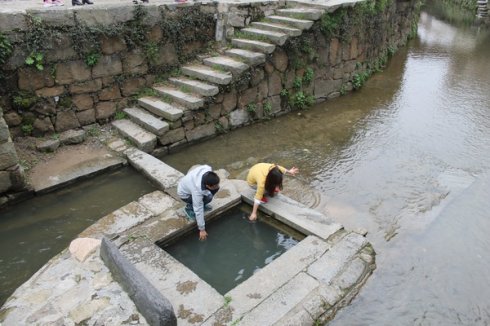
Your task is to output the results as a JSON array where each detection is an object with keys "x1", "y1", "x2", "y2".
[{"x1": 246, "y1": 163, "x2": 299, "y2": 221}]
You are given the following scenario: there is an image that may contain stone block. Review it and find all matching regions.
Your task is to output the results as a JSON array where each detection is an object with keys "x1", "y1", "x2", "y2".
[
  {"x1": 307, "y1": 233, "x2": 368, "y2": 284},
  {"x1": 6, "y1": 164, "x2": 26, "y2": 191},
  {"x1": 0, "y1": 171, "x2": 12, "y2": 193},
  {"x1": 70, "y1": 79, "x2": 103, "y2": 94},
  {"x1": 55, "y1": 111, "x2": 80, "y2": 132},
  {"x1": 121, "y1": 78, "x2": 146, "y2": 97},
  {"x1": 74, "y1": 6, "x2": 134, "y2": 27},
  {"x1": 154, "y1": 43, "x2": 178, "y2": 66},
  {"x1": 0, "y1": 12, "x2": 27, "y2": 32},
  {"x1": 0, "y1": 119, "x2": 10, "y2": 143},
  {"x1": 329, "y1": 38, "x2": 340, "y2": 65},
  {"x1": 35, "y1": 86, "x2": 65, "y2": 98},
  {"x1": 268, "y1": 71, "x2": 282, "y2": 96},
  {"x1": 158, "y1": 127, "x2": 185, "y2": 146},
  {"x1": 271, "y1": 47, "x2": 289, "y2": 72},
  {"x1": 228, "y1": 12, "x2": 245, "y2": 27},
  {"x1": 100, "y1": 35, "x2": 127, "y2": 55},
  {"x1": 98, "y1": 85, "x2": 122, "y2": 101},
  {"x1": 186, "y1": 123, "x2": 216, "y2": 142},
  {"x1": 4, "y1": 112, "x2": 22, "y2": 127},
  {"x1": 222, "y1": 90, "x2": 237, "y2": 113},
  {"x1": 95, "y1": 102, "x2": 117, "y2": 121},
  {"x1": 336, "y1": 257, "x2": 367, "y2": 291},
  {"x1": 18, "y1": 68, "x2": 55, "y2": 91},
  {"x1": 122, "y1": 50, "x2": 148, "y2": 74},
  {"x1": 72, "y1": 94, "x2": 94, "y2": 111},
  {"x1": 257, "y1": 80, "x2": 268, "y2": 101},
  {"x1": 69, "y1": 237, "x2": 101, "y2": 262},
  {"x1": 0, "y1": 141, "x2": 18, "y2": 170},
  {"x1": 207, "y1": 103, "x2": 222, "y2": 119},
  {"x1": 146, "y1": 25, "x2": 163, "y2": 42},
  {"x1": 250, "y1": 68, "x2": 265, "y2": 87},
  {"x1": 55, "y1": 61, "x2": 92, "y2": 84},
  {"x1": 125, "y1": 148, "x2": 184, "y2": 190},
  {"x1": 76, "y1": 109, "x2": 96, "y2": 126},
  {"x1": 350, "y1": 36, "x2": 359, "y2": 59},
  {"x1": 28, "y1": 9, "x2": 76, "y2": 27},
  {"x1": 36, "y1": 139, "x2": 60, "y2": 152},
  {"x1": 45, "y1": 34, "x2": 77, "y2": 63},
  {"x1": 138, "y1": 191, "x2": 176, "y2": 216},
  {"x1": 229, "y1": 109, "x2": 249, "y2": 127},
  {"x1": 238, "y1": 87, "x2": 257, "y2": 108},
  {"x1": 270, "y1": 95, "x2": 281, "y2": 114},
  {"x1": 92, "y1": 55, "x2": 123, "y2": 78},
  {"x1": 60, "y1": 129, "x2": 86, "y2": 145},
  {"x1": 32, "y1": 117, "x2": 55, "y2": 137},
  {"x1": 100, "y1": 238, "x2": 177, "y2": 326},
  {"x1": 314, "y1": 79, "x2": 342, "y2": 99}
]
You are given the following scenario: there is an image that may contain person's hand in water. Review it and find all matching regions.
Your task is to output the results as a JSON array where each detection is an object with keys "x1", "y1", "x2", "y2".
[
  {"x1": 287, "y1": 167, "x2": 299, "y2": 176},
  {"x1": 199, "y1": 230, "x2": 208, "y2": 241}
]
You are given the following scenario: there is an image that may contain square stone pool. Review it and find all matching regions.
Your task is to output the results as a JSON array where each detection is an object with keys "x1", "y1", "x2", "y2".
[{"x1": 159, "y1": 204, "x2": 304, "y2": 294}]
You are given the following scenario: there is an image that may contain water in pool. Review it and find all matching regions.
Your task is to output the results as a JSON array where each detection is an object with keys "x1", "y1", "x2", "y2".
[{"x1": 162, "y1": 204, "x2": 303, "y2": 294}]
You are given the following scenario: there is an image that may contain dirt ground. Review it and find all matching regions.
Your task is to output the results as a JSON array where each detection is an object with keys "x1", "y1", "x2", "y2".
[{"x1": 13, "y1": 124, "x2": 122, "y2": 188}]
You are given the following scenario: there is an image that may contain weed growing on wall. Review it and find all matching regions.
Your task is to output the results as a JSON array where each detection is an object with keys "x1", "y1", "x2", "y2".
[{"x1": 0, "y1": 33, "x2": 12, "y2": 67}]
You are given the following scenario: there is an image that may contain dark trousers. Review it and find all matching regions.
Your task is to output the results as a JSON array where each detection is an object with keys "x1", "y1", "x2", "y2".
[{"x1": 182, "y1": 194, "x2": 213, "y2": 211}]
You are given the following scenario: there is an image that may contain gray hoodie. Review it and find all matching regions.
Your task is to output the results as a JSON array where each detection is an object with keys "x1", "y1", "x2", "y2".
[{"x1": 177, "y1": 165, "x2": 213, "y2": 231}]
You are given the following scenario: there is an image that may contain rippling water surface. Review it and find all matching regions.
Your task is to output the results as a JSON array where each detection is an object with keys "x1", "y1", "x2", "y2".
[{"x1": 163, "y1": 8, "x2": 490, "y2": 325}]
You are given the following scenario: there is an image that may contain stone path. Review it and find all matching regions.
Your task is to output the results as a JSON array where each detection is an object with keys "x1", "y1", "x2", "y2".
[{"x1": 0, "y1": 147, "x2": 375, "y2": 326}]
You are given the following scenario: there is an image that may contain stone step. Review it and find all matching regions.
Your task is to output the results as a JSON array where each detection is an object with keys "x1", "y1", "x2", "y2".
[
  {"x1": 202, "y1": 56, "x2": 249, "y2": 76},
  {"x1": 240, "y1": 27, "x2": 288, "y2": 46},
  {"x1": 251, "y1": 21, "x2": 302, "y2": 37},
  {"x1": 265, "y1": 15, "x2": 314, "y2": 30},
  {"x1": 112, "y1": 119, "x2": 156, "y2": 153},
  {"x1": 181, "y1": 65, "x2": 233, "y2": 85},
  {"x1": 224, "y1": 48, "x2": 266, "y2": 66},
  {"x1": 168, "y1": 77, "x2": 219, "y2": 97},
  {"x1": 137, "y1": 97, "x2": 183, "y2": 122},
  {"x1": 153, "y1": 85, "x2": 204, "y2": 110},
  {"x1": 123, "y1": 107, "x2": 169, "y2": 136},
  {"x1": 275, "y1": 8, "x2": 324, "y2": 21},
  {"x1": 231, "y1": 38, "x2": 276, "y2": 54},
  {"x1": 125, "y1": 148, "x2": 185, "y2": 190}
]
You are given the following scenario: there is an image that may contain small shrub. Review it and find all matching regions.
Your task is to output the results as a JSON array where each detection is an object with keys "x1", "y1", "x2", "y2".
[
  {"x1": 25, "y1": 51, "x2": 44, "y2": 71},
  {"x1": 246, "y1": 103, "x2": 256, "y2": 114},
  {"x1": 303, "y1": 67, "x2": 314, "y2": 85},
  {"x1": 263, "y1": 101, "x2": 272, "y2": 116},
  {"x1": 13, "y1": 92, "x2": 39, "y2": 110},
  {"x1": 114, "y1": 110, "x2": 127, "y2": 120},
  {"x1": 145, "y1": 42, "x2": 159, "y2": 63},
  {"x1": 84, "y1": 52, "x2": 100, "y2": 67},
  {"x1": 21, "y1": 124, "x2": 34, "y2": 135},
  {"x1": 280, "y1": 88, "x2": 289, "y2": 97},
  {"x1": 0, "y1": 33, "x2": 13, "y2": 66},
  {"x1": 293, "y1": 76, "x2": 303, "y2": 90}
]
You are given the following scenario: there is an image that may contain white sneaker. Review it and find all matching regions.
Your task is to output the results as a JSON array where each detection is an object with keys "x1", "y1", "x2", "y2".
[
  {"x1": 53, "y1": 0, "x2": 64, "y2": 5},
  {"x1": 43, "y1": 0, "x2": 55, "y2": 7}
]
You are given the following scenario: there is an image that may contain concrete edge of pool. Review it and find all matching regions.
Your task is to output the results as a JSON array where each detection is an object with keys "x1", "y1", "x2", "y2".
[{"x1": 0, "y1": 148, "x2": 376, "y2": 326}]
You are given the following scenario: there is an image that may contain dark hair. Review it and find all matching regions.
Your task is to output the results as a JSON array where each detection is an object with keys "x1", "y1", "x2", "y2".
[
  {"x1": 265, "y1": 166, "x2": 283, "y2": 197},
  {"x1": 203, "y1": 171, "x2": 220, "y2": 186}
]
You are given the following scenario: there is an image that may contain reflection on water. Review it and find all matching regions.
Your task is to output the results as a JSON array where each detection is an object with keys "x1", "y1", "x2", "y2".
[
  {"x1": 163, "y1": 205, "x2": 301, "y2": 294},
  {"x1": 163, "y1": 6, "x2": 490, "y2": 324},
  {"x1": 0, "y1": 168, "x2": 155, "y2": 306}
]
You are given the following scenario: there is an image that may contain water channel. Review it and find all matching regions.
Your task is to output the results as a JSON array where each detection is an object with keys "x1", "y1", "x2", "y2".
[{"x1": 1, "y1": 2, "x2": 489, "y2": 323}]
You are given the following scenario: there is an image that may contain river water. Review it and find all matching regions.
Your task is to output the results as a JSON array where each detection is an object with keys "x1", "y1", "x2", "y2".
[
  {"x1": 1, "y1": 3, "x2": 489, "y2": 323},
  {"x1": 163, "y1": 6, "x2": 490, "y2": 325}
]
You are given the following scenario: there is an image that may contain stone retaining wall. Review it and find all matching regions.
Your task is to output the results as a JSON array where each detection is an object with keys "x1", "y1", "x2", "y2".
[
  {"x1": 0, "y1": 0, "x2": 420, "y2": 202},
  {"x1": 0, "y1": 107, "x2": 27, "y2": 205}
]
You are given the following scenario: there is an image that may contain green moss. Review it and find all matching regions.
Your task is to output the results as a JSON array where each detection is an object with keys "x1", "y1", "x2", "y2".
[{"x1": 13, "y1": 92, "x2": 39, "y2": 110}]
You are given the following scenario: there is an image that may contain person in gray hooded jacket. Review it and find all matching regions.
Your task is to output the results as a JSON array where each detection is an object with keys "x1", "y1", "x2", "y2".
[{"x1": 177, "y1": 165, "x2": 220, "y2": 240}]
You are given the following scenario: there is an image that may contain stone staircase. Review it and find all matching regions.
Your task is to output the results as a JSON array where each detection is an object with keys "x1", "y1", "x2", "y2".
[
  {"x1": 477, "y1": 0, "x2": 488, "y2": 18},
  {"x1": 112, "y1": 7, "x2": 325, "y2": 153}
]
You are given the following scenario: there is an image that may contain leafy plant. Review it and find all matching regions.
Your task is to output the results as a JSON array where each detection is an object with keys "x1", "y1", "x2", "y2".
[
  {"x1": 25, "y1": 51, "x2": 44, "y2": 71},
  {"x1": 0, "y1": 33, "x2": 13, "y2": 66},
  {"x1": 224, "y1": 295, "x2": 232, "y2": 307},
  {"x1": 13, "y1": 92, "x2": 39, "y2": 110},
  {"x1": 145, "y1": 41, "x2": 159, "y2": 63},
  {"x1": 263, "y1": 101, "x2": 272, "y2": 117},
  {"x1": 84, "y1": 52, "x2": 100, "y2": 67},
  {"x1": 21, "y1": 123, "x2": 34, "y2": 136},
  {"x1": 114, "y1": 110, "x2": 127, "y2": 120},
  {"x1": 292, "y1": 91, "x2": 314, "y2": 110},
  {"x1": 280, "y1": 88, "x2": 289, "y2": 97},
  {"x1": 293, "y1": 76, "x2": 303, "y2": 90},
  {"x1": 215, "y1": 121, "x2": 226, "y2": 134},
  {"x1": 303, "y1": 67, "x2": 314, "y2": 85},
  {"x1": 246, "y1": 103, "x2": 256, "y2": 114}
]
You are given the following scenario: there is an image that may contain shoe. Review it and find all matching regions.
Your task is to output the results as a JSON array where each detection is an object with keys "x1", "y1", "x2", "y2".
[
  {"x1": 43, "y1": 0, "x2": 55, "y2": 7},
  {"x1": 184, "y1": 207, "x2": 196, "y2": 221},
  {"x1": 204, "y1": 204, "x2": 212, "y2": 212},
  {"x1": 53, "y1": 0, "x2": 64, "y2": 5},
  {"x1": 82, "y1": 0, "x2": 93, "y2": 4},
  {"x1": 72, "y1": 0, "x2": 83, "y2": 5},
  {"x1": 260, "y1": 196, "x2": 268, "y2": 203}
]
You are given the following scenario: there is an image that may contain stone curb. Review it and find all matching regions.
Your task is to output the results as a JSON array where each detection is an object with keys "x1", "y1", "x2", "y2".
[{"x1": 100, "y1": 237, "x2": 177, "y2": 326}]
